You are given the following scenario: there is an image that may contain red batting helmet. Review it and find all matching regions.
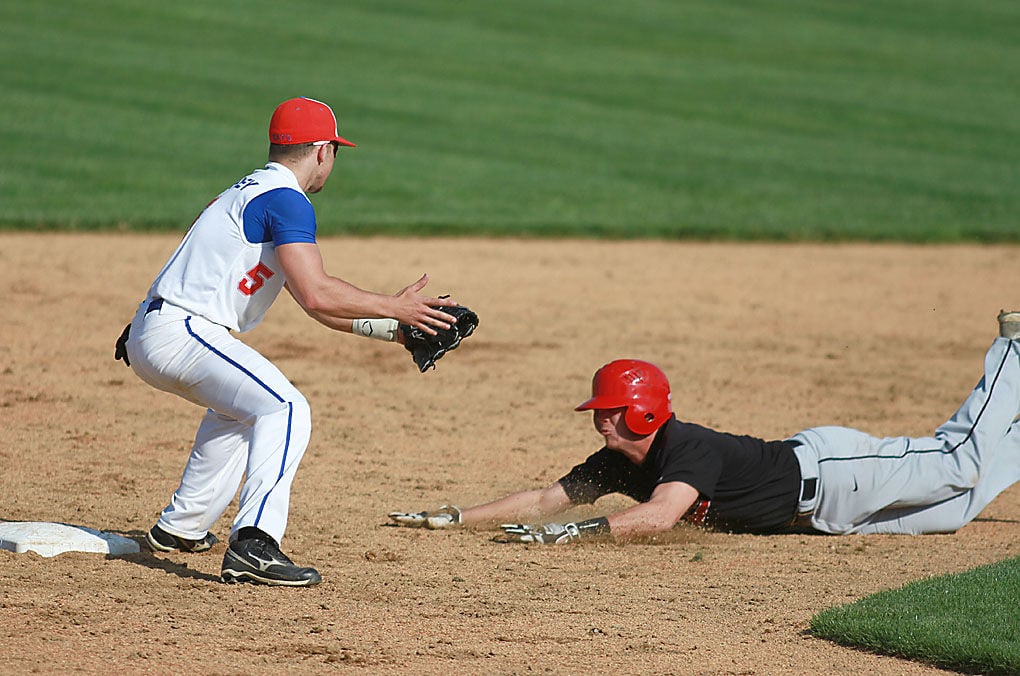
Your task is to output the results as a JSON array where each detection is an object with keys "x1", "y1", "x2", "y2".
[{"x1": 575, "y1": 359, "x2": 672, "y2": 436}]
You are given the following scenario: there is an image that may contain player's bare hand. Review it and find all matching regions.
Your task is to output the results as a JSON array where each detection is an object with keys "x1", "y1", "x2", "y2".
[
  {"x1": 393, "y1": 274, "x2": 459, "y2": 335},
  {"x1": 388, "y1": 505, "x2": 462, "y2": 529}
]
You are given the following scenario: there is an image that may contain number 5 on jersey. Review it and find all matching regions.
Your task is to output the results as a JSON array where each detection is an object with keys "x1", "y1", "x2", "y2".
[{"x1": 238, "y1": 262, "x2": 275, "y2": 296}]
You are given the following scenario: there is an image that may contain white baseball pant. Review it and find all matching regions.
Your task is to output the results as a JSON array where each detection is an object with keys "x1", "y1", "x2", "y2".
[
  {"x1": 126, "y1": 299, "x2": 311, "y2": 544},
  {"x1": 791, "y1": 337, "x2": 1020, "y2": 534}
]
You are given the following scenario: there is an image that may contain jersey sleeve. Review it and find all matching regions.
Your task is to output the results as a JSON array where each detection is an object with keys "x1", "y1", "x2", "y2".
[
  {"x1": 242, "y1": 187, "x2": 317, "y2": 246},
  {"x1": 557, "y1": 448, "x2": 635, "y2": 505}
]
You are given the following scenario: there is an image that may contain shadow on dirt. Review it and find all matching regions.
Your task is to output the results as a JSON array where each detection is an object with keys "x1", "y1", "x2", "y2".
[{"x1": 114, "y1": 528, "x2": 222, "y2": 583}]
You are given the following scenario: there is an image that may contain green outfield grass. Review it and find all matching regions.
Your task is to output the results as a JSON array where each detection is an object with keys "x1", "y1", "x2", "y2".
[
  {"x1": 1, "y1": 0, "x2": 1018, "y2": 239},
  {"x1": 811, "y1": 556, "x2": 1020, "y2": 674}
]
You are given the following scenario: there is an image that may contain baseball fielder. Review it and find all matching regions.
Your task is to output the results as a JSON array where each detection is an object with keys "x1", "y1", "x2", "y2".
[
  {"x1": 391, "y1": 311, "x2": 1020, "y2": 542},
  {"x1": 117, "y1": 97, "x2": 459, "y2": 585}
]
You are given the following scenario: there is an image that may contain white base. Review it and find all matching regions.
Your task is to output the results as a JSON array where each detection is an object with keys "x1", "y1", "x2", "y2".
[{"x1": 0, "y1": 521, "x2": 140, "y2": 557}]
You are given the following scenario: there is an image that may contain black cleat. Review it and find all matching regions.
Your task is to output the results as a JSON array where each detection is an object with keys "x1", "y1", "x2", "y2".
[
  {"x1": 145, "y1": 524, "x2": 219, "y2": 553},
  {"x1": 220, "y1": 536, "x2": 321, "y2": 587}
]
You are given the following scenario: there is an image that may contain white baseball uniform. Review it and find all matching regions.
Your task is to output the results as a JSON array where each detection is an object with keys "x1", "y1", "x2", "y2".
[
  {"x1": 126, "y1": 162, "x2": 317, "y2": 545},
  {"x1": 790, "y1": 337, "x2": 1020, "y2": 534}
]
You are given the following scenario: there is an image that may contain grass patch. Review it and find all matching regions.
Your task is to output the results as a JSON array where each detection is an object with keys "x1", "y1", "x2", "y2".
[
  {"x1": 1, "y1": 1, "x2": 1019, "y2": 239},
  {"x1": 810, "y1": 556, "x2": 1020, "y2": 674}
]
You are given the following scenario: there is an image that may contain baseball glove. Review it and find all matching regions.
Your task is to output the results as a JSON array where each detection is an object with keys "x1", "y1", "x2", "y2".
[{"x1": 401, "y1": 303, "x2": 479, "y2": 372}]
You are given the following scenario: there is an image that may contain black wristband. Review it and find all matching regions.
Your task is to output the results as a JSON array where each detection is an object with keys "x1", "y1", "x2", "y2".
[{"x1": 574, "y1": 516, "x2": 611, "y2": 538}]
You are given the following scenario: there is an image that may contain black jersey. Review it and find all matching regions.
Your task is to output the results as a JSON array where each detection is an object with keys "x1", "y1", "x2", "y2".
[{"x1": 557, "y1": 415, "x2": 802, "y2": 533}]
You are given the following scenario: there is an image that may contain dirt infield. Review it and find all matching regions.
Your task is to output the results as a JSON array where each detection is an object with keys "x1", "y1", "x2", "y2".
[{"x1": 2, "y1": 233, "x2": 1018, "y2": 674}]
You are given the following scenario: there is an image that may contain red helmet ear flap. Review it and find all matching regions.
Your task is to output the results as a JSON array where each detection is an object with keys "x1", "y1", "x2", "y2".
[
  {"x1": 575, "y1": 359, "x2": 672, "y2": 435},
  {"x1": 624, "y1": 402, "x2": 669, "y2": 436}
]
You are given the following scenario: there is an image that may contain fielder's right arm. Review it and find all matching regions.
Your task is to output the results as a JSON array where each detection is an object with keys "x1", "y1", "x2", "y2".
[{"x1": 277, "y1": 242, "x2": 457, "y2": 334}]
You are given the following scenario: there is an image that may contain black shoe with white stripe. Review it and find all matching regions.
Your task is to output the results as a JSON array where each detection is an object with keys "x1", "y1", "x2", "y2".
[
  {"x1": 220, "y1": 535, "x2": 321, "y2": 587},
  {"x1": 145, "y1": 524, "x2": 219, "y2": 553}
]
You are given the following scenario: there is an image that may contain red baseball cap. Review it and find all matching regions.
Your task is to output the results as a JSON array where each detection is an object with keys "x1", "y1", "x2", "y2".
[{"x1": 269, "y1": 97, "x2": 356, "y2": 147}]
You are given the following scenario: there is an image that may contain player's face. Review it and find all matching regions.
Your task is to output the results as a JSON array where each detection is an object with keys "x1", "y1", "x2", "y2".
[
  {"x1": 307, "y1": 142, "x2": 339, "y2": 194},
  {"x1": 593, "y1": 407, "x2": 633, "y2": 448},
  {"x1": 593, "y1": 407, "x2": 652, "y2": 464}
]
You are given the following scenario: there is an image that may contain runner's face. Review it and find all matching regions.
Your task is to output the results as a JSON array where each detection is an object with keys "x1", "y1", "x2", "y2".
[
  {"x1": 593, "y1": 407, "x2": 652, "y2": 464},
  {"x1": 592, "y1": 407, "x2": 631, "y2": 449}
]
